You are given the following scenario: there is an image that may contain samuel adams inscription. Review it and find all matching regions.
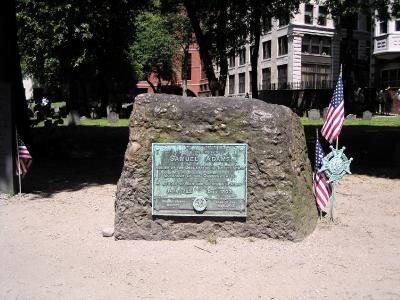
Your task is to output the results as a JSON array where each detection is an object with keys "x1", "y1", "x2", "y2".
[{"x1": 152, "y1": 143, "x2": 247, "y2": 217}]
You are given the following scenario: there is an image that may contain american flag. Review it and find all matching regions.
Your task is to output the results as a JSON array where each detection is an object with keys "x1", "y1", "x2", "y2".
[
  {"x1": 321, "y1": 76, "x2": 344, "y2": 144},
  {"x1": 16, "y1": 135, "x2": 32, "y2": 177},
  {"x1": 313, "y1": 139, "x2": 331, "y2": 212}
]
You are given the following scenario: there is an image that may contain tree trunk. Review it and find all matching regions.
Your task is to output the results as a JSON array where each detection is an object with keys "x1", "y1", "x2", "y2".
[
  {"x1": 250, "y1": 5, "x2": 262, "y2": 99},
  {"x1": 343, "y1": 14, "x2": 356, "y2": 113},
  {"x1": 215, "y1": 2, "x2": 228, "y2": 96},
  {"x1": 146, "y1": 79, "x2": 157, "y2": 93},
  {"x1": 183, "y1": 0, "x2": 219, "y2": 96},
  {"x1": 1, "y1": 0, "x2": 30, "y2": 143}
]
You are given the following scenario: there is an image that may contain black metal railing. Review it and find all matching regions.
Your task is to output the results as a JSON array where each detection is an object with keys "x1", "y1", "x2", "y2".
[{"x1": 261, "y1": 80, "x2": 337, "y2": 90}]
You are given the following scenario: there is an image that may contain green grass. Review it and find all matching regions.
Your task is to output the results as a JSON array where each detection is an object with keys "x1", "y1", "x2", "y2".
[
  {"x1": 51, "y1": 101, "x2": 66, "y2": 108},
  {"x1": 34, "y1": 116, "x2": 400, "y2": 128},
  {"x1": 34, "y1": 117, "x2": 129, "y2": 128},
  {"x1": 301, "y1": 116, "x2": 400, "y2": 127}
]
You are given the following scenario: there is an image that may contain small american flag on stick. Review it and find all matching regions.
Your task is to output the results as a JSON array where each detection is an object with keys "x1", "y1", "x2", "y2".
[
  {"x1": 313, "y1": 139, "x2": 331, "y2": 212},
  {"x1": 321, "y1": 76, "x2": 344, "y2": 144},
  {"x1": 16, "y1": 135, "x2": 32, "y2": 177}
]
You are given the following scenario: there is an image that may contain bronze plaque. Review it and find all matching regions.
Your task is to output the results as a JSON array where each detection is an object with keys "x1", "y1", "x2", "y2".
[{"x1": 152, "y1": 143, "x2": 247, "y2": 217}]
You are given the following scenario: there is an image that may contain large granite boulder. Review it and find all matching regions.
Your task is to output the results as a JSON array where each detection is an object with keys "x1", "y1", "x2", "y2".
[{"x1": 115, "y1": 94, "x2": 317, "y2": 241}]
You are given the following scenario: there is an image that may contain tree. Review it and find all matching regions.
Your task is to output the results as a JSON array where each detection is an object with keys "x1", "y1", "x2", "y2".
[
  {"x1": 182, "y1": 0, "x2": 301, "y2": 97},
  {"x1": 16, "y1": 0, "x2": 147, "y2": 112},
  {"x1": 128, "y1": 4, "x2": 192, "y2": 93},
  {"x1": 2, "y1": 0, "x2": 30, "y2": 140},
  {"x1": 182, "y1": 0, "x2": 247, "y2": 96},
  {"x1": 247, "y1": 0, "x2": 301, "y2": 99},
  {"x1": 325, "y1": 0, "x2": 399, "y2": 108}
]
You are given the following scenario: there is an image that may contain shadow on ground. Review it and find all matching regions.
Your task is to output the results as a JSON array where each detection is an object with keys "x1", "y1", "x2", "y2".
[
  {"x1": 23, "y1": 126, "x2": 129, "y2": 197},
  {"x1": 304, "y1": 125, "x2": 400, "y2": 179},
  {"x1": 22, "y1": 123, "x2": 399, "y2": 197}
]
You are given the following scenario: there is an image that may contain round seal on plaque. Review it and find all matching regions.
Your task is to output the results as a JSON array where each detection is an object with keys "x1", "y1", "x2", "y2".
[{"x1": 193, "y1": 197, "x2": 207, "y2": 213}]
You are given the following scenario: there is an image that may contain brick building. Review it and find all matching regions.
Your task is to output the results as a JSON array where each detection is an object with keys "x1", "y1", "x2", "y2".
[{"x1": 136, "y1": 43, "x2": 211, "y2": 97}]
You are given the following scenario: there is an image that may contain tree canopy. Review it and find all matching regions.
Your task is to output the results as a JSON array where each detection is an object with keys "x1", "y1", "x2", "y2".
[
  {"x1": 129, "y1": 2, "x2": 192, "y2": 93},
  {"x1": 16, "y1": 0, "x2": 147, "y2": 108}
]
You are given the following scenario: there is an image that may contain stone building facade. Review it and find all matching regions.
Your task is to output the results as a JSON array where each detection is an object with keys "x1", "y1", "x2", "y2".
[
  {"x1": 225, "y1": 1, "x2": 372, "y2": 96},
  {"x1": 371, "y1": 14, "x2": 400, "y2": 88}
]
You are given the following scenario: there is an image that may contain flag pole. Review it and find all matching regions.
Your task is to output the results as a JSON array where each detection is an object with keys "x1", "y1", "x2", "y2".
[
  {"x1": 329, "y1": 65, "x2": 343, "y2": 221},
  {"x1": 315, "y1": 129, "x2": 323, "y2": 220},
  {"x1": 15, "y1": 129, "x2": 22, "y2": 194}
]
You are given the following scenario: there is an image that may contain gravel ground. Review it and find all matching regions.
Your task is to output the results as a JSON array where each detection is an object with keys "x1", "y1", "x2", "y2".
[{"x1": 0, "y1": 175, "x2": 399, "y2": 300}]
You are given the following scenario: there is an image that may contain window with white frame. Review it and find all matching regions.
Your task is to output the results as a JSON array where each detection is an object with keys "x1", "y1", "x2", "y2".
[
  {"x1": 318, "y1": 6, "x2": 327, "y2": 26},
  {"x1": 238, "y1": 49, "x2": 246, "y2": 65},
  {"x1": 262, "y1": 40, "x2": 271, "y2": 59},
  {"x1": 380, "y1": 21, "x2": 387, "y2": 34},
  {"x1": 302, "y1": 35, "x2": 331, "y2": 55},
  {"x1": 301, "y1": 64, "x2": 331, "y2": 88},
  {"x1": 277, "y1": 65, "x2": 288, "y2": 88},
  {"x1": 262, "y1": 16, "x2": 271, "y2": 34},
  {"x1": 279, "y1": 16, "x2": 289, "y2": 27},
  {"x1": 262, "y1": 68, "x2": 271, "y2": 89},
  {"x1": 229, "y1": 53, "x2": 235, "y2": 68},
  {"x1": 278, "y1": 36, "x2": 288, "y2": 56},
  {"x1": 229, "y1": 75, "x2": 235, "y2": 94},
  {"x1": 249, "y1": 71, "x2": 252, "y2": 92},
  {"x1": 239, "y1": 73, "x2": 246, "y2": 93},
  {"x1": 305, "y1": 4, "x2": 313, "y2": 24}
]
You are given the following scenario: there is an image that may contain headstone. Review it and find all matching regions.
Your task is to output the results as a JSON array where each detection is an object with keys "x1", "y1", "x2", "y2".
[
  {"x1": 323, "y1": 107, "x2": 329, "y2": 119},
  {"x1": 107, "y1": 111, "x2": 119, "y2": 124},
  {"x1": 115, "y1": 94, "x2": 317, "y2": 241},
  {"x1": 307, "y1": 109, "x2": 321, "y2": 120},
  {"x1": 67, "y1": 111, "x2": 80, "y2": 125},
  {"x1": 53, "y1": 106, "x2": 60, "y2": 118},
  {"x1": 0, "y1": 81, "x2": 15, "y2": 193},
  {"x1": 362, "y1": 110, "x2": 373, "y2": 120},
  {"x1": 346, "y1": 114, "x2": 357, "y2": 119}
]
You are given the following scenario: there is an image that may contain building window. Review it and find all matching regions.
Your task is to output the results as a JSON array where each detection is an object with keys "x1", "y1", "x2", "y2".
[
  {"x1": 341, "y1": 15, "x2": 358, "y2": 30},
  {"x1": 239, "y1": 49, "x2": 246, "y2": 65},
  {"x1": 396, "y1": 20, "x2": 400, "y2": 31},
  {"x1": 262, "y1": 16, "x2": 271, "y2": 34},
  {"x1": 352, "y1": 40, "x2": 359, "y2": 59},
  {"x1": 249, "y1": 71, "x2": 252, "y2": 92},
  {"x1": 311, "y1": 36, "x2": 320, "y2": 54},
  {"x1": 278, "y1": 65, "x2": 288, "y2": 89},
  {"x1": 318, "y1": 6, "x2": 327, "y2": 26},
  {"x1": 381, "y1": 68, "x2": 400, "y2": 87},
  {"x1": 380, "y1": 21, "x2": 387, "y2": 34},
  {"x1": 301, "y1": 64, "x2": 331, "y2": 88},
  {"x1": 278, "y1": 36, "x2": 288, "y2": 56},
  {"x1": 366, "y1": 14, "x2": 371, "y2": 32},
  {"x1": 305, "y1": 4, "x2": 313, "y2": 24},
  {"x1": 262, "y1": 68, "x2": 271, "y2": 89},
  {"x1": 321, "y1": 37, "x2": 331, "y2": 55},
  {"x1": 279, "y1": 16, "x2": 289, "y2": 27},
  {"x1": 302, "y1": 35, "x2": 331, "y2": 56},
  {"x1": 182, "y1": 53, "x2": 192, "y2": 80},
  {"x1": 229, "y1": 75, "x2": 235, "y2": 94},
  {"x1": 229, "y1": 53, "x2": 235, "y2": 68},
  {"x1": 239, "y1": 73, "x2": 246, "y2": 93},
  {"x1": 262, "y1": 40, "x2": 271, "y2": 59}
]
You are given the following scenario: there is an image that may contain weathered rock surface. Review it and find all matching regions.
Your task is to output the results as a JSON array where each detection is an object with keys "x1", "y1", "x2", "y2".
[{"x1": 115, "y1": 94, "x2": 317, "y2": 241}]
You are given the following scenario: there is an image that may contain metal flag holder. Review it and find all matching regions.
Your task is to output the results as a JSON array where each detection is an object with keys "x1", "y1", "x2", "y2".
[{"x1": 319, "y1": 138, "x2": 353, "y2": 221}]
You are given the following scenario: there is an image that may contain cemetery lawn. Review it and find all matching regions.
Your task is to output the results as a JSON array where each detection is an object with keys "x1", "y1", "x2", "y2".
[
  {"x1": 35, "y1": 116, "x2": 400, "y2": 128},
  {"x1": 35, "y1": 117, "x2": 130, "y2": 127},
  {"x1": 301, "y1": 116, "x2": 400, "y2": 127}
]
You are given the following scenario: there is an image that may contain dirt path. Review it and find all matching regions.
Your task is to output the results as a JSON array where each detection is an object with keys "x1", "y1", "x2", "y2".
[{"x1": 1, "y1": 175, "x2": 399, "y2": 300}]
